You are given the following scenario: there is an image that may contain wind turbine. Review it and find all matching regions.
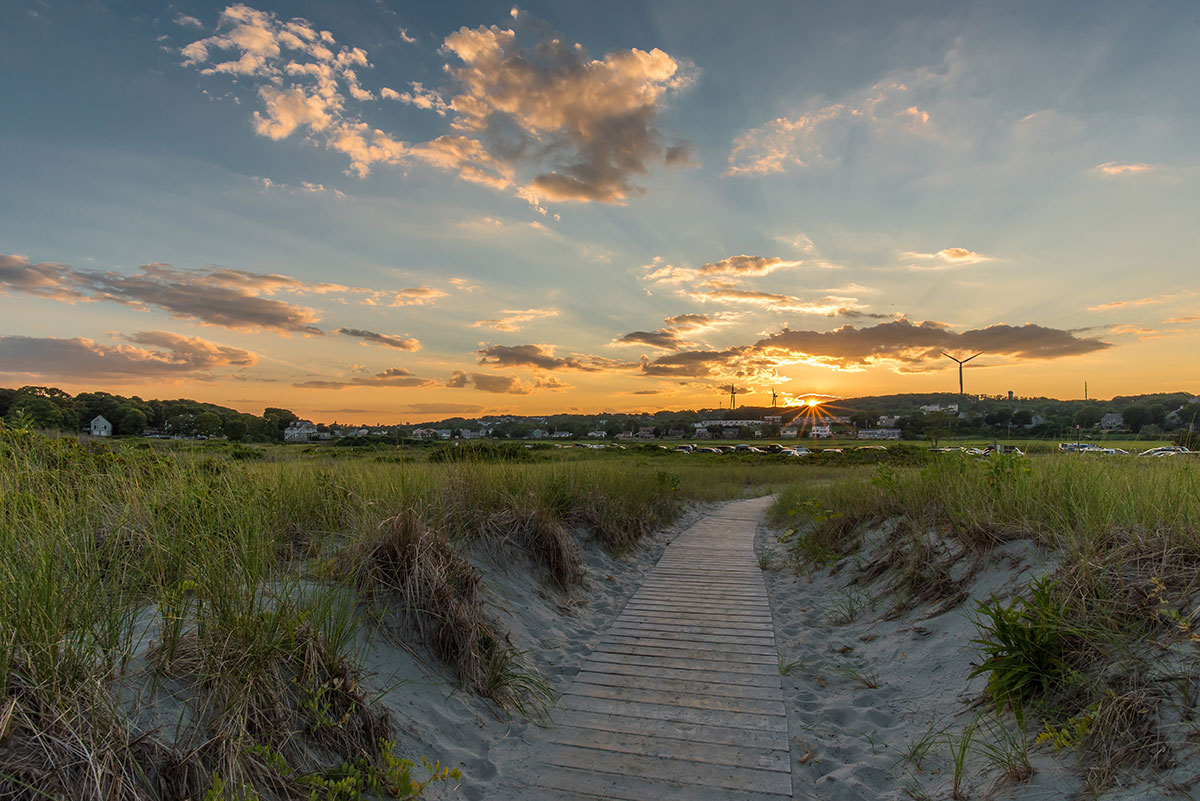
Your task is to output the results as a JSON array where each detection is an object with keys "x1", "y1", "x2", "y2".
[
  {"x1": 722, "y1": 384, "x2": 740, "y2": 410},
  {"x1": 770, "y1": 388, "x2": 779, "y2": 407},
  {"x1": 941, "y1": 351, "x2": 982, "y2": 396}
]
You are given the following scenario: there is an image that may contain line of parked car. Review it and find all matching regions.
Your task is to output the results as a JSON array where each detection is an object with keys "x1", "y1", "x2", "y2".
[
  {"x1": 1057, "y1": 443, "x2": 1193, "y2": 457},
  {"x1": 668, "y1": 443, "x2": 896, "y2": 457}
]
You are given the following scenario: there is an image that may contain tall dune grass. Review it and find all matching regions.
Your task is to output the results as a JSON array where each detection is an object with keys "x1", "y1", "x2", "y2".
[
  {"x1": 0, "y1": 427, "x2": 816, "y2": 799},
  {"x1": 772, "y1": 453, "x2": 1200, "y2": 790}
]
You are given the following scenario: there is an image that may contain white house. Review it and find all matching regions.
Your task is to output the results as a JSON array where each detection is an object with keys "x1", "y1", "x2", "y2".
[
  {"x1": 411, "y1": 428, "x2": 438, "y2": 440},
  {"x1": 1099, "y1": 413, "x2": 1123, "y2": 431},
  {"x1": 284, "y1": 421, "x2": 319, "y2": 443},
  {"x1": 587, "y1": 430, "x2": 608, "y2": 438},
  {"x1": 920, "y1": 404, "x2": 959, "y2": 414},
  {"x1": 90, "y1": 415, "x2": 113, "y2": 437},
  {"x1": 858, "y1": 428, "x2": 901, "y2": 440},
  {"x1": 810, "y1": 424, "x2": 833, "y2": 438},
  {"x1": 781, "y1": 426, "x2": 800, "y2": 438}
]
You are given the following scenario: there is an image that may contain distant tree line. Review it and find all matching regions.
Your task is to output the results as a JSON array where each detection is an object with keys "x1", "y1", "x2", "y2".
[{"x1": 0, "y1": 386, "x2": 301, "y2": 442}]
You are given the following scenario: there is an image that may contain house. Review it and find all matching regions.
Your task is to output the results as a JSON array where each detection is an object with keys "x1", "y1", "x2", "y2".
[
  {"x1": 781, "y1": 426, "x2": 799, "y2": 438},
  {"x1": 722, "y1": 427, "x2": 740, "y2": 439},
  {"x1": 636, "y1": 426, "x2": 657, "y2": 439},
  {"x1": 858, "y1": 428, "x2": 901, "y2": 440},
  {"x1": 411, "y1": 428, "x2": 438, "y2": 440},
  {"x1": 920, "y1": 404, "x2": 959, "y2": 414},
  {"x1": 284, "y1": 421, "x2": 318, "y2": 443},
  {"x1": 810, "y1": 424, "x2": 833, "y2": 438},
  {"x1": 693, "y1": 429, "x2": 712, "y2": 439},
  {"x1": 552, "y1": 431, "x2": 573, "y2": 438},
  {"x1": 763, "y1": 415, "x2": 783, "y2": 425},
  {"x1": 461, "y1": 430, "x2": 484, "y2": 440},
  {"x1": 1099, "y1": 413, "x2": 1123, "y2": 431},
  {"x1": 877, "y1": 415, "x2": 900, "y2": 427},
  {"x1": 90, "y1": 415, "x2": 113, "y2": 437},
  {"x1": 587, "y1": 430, "x2": 608, "y2": 438}
]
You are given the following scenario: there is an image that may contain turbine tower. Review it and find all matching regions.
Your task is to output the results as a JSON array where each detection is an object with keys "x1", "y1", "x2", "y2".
[
  {"x1": 723, "y1": 384, "x2": 738, "y2": 410},
  {"x1": 941, "y1": 351, "x2": 982, "y2": 396},
  {"x1": 771, "y1": 388, "x2": 779, "y2": 407}
]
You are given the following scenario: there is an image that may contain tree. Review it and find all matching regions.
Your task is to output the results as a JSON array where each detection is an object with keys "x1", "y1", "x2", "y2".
[
  {"x1": 9, "y1": 396, "x2": 68, "y2": 430},
  {"x1": 223, "y1": 419, "x2": 248, "y2": 441},
  {"x1": 118, "y1": 408, "x2": 148, "y2": 436},
  {"x1": 1122, "y1": 404, "x2": 1149, "y2": 433},
  {"x1": 1073, "y1": 406, "x2": 1103, "y2": 429},
  {"x1": 195, "y1": 412, "x2": 222, "y2": 437},
  {"x1": 263, "y1": 407, "x2": 298, "y2": 440},
  {"x1": 984, "y1": 408, "x2": 1012, "y2": 427},
  {"x1": 1010, "y1": 409, "x2": 1033, "y2": 427},
  {"x1": 1148, "y1": 404, "x2": 1166, "y2": 427}
]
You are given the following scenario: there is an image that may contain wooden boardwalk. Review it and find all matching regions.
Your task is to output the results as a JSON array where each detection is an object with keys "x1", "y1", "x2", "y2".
[{"x1": 526, "y1": 496, "x2": 791, "y2": 800}]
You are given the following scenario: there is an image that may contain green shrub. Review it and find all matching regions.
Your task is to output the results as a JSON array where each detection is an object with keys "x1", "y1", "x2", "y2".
[{"x1": 970, "y1": 575, "x2": 1071, "y2": 727}]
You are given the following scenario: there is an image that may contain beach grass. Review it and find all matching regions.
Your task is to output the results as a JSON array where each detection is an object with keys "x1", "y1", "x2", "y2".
[
  {"x1": 770, "y1": 452, "x2": 1200, "y2": 790},
  {"x1": 0, "y1": 425, "x2": 827, "y2": 799}
]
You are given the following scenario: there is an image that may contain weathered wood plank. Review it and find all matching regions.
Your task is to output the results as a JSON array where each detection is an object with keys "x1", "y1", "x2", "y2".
[{"x1": 539, "y1": 743, "x2": 795, "y2": 795}]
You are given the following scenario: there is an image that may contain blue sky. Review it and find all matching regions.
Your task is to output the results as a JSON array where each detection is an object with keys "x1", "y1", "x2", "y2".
[{"x1": 2, "y1": 1, "x2": 1198, "y2": 420}]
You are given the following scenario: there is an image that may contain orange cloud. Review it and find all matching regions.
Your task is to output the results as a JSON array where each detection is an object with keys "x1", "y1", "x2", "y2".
[
  {"x1": 902, "y1": 247, "x2": 994, "y2": 269},
  {"x1": 1092, "y1": 162, "x2": 1156, "y2": 176},
  {"x1": 295, "y1": 367, "x2": 435, "y2": 389},
  {"x1": 1086, "y1": 290, "x2": 1192, "y2": 312}
]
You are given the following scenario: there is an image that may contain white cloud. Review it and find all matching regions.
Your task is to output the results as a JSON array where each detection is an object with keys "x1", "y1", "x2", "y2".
[{"x1": 471, "y1": 308, "x2": 560, "y2": 332}]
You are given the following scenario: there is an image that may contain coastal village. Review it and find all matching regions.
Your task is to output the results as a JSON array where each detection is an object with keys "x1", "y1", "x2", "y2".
[{"x1": 33, "y1": 388, "x2": 1195, "y2": 445}]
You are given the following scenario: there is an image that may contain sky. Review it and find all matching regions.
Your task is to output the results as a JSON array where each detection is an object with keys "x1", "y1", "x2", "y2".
[{"x1": 2, "y1": 1, "x2": 1199, "y2": 422}]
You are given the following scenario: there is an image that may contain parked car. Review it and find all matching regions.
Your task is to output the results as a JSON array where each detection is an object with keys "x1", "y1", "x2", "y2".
[{"x1": 1141, "y1": 446, "x2": 1190, "y2": 457}]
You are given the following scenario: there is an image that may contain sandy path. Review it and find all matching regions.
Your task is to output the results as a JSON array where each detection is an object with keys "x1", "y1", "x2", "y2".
[{"x1": 497, "y1": 496, "x2": 792, "y2": 800}]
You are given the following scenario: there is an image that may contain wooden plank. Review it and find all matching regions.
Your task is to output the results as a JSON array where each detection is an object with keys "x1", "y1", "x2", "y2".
[
  {"x1": 560, "y1": 694, "x2": 787, "y2": 732},
  {"x1": 577, "y1": 658, "x2": 782, "y2": 687},
  {"x1": 591, "y1": 641, "x2": 777, "y2": 665},
  {"x1": 600, "y1": 633, "x2": 778, "y2": 656},
  {"x1": 539, "y1": 744, "x2": 794, "y2": 795},
  {"x1": 586, "y1": 649, "x2": 780, "y2": 675},
  {"x1": 548, "y1": 724, "x2": 790, "y2": 772},
  {"x1": 572, "y1": 669, "x2": 782, "y2": 700},
  {"x1": 609, "y1": 623, "x2": 777, "y2": 642},
  {"x1": 605, "y1": 624, "x2": 776, "y2": 647},
  {"x1": 554, "y1": 708, "x2": 789, "y2": 751},
  {"x1": 616, "y1": 613, "x2": 775, "y2": 632},
  {"x1": 532, "y1": 765, "x2": 791, "y2": 801},
  {"x1": 563, "y1": 681, "x2": 787, "y2": 716}
]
